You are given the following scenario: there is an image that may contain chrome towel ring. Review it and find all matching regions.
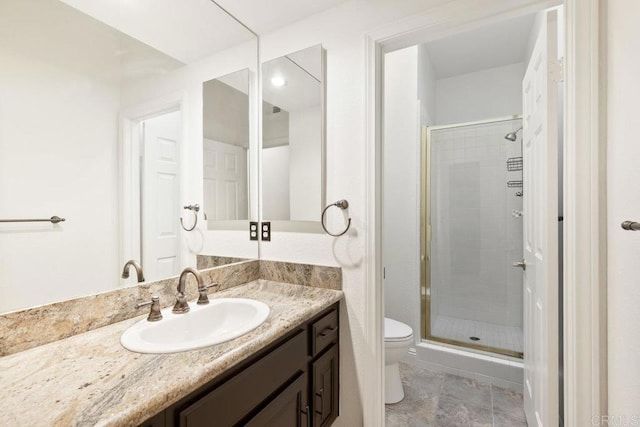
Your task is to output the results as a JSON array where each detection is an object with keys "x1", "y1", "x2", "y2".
[
  {"x1": 321, "y1": 199, "x2": 351, "y2": 237},
  {"x1": 180, "y1": 204, "x2": 200, "y2": 232}
]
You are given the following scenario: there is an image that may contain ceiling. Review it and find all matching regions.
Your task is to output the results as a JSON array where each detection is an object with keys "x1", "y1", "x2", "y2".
[
  {"x1": 262, "y1": 46, "x2": 322, "y2": 112},
  {"x1": 1, "y1": 0, "x2": 184, "y2": 84},
  {"x1": 423, "y1": 13, "x2": 537, "y2": 79},
  {"x1": 60, "y1": 0, "x2": 349, "y2": 64},
  {"x1": 60, "y1": 0, "x2": 256, "y2": 63},
  {"x1": 214, "y1": 0, "x2": 350, "y2": 35}
]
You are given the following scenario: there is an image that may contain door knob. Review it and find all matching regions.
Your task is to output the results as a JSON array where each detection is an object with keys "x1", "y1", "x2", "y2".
[{"x1": 513, "y1": 260, "x2": 526, "y2": 270}]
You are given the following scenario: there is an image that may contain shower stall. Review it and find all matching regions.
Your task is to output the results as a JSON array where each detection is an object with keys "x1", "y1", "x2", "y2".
[{"x1": 421, "y1": 116, "x2": 523, "y2": 358}]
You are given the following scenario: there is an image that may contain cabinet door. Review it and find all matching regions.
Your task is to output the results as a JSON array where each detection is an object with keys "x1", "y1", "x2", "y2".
[
  {"x1": 312, "y1": 345, "x2": 339, "y2": 427},
  {"x1": 245, "y1": 374, "x2": 308, "y2": 427},
  {"x1": 139, "y1": 411, "x2": 165, "y2": 427},
  {"x1": 176, "y1": 331, "x2": 306, "y2": 426}
]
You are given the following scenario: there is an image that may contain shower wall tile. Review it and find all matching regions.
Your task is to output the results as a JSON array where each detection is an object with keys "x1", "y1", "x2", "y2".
[{"x1": 430, "y1": 120, "x2": 523, "y2": 330}]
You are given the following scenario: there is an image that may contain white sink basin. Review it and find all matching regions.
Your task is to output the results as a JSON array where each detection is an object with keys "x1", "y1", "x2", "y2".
[{"x1": 120, "y1": 298, "x2": 270, "y2": 354}]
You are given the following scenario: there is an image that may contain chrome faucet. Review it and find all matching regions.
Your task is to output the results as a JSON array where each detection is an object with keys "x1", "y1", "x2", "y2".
[
  {"x1": 172, "y1": 267, "x2": 218, "y2": 313},
  {"x1": 122, "y1": 259, "x2": 145, "y2": 282}
]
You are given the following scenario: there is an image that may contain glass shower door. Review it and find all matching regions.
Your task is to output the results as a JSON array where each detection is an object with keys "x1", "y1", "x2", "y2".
[{"x1": 423, "y1": 117, "x2": 524, "y2": 357}]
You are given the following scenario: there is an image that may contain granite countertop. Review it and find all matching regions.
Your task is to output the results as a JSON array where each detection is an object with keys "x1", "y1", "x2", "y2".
[{"x1": 0, "y1": 280, "x2": 344, "y2": 427}]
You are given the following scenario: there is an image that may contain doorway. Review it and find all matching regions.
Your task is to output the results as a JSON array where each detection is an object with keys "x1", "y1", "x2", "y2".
[
  {"x1": 381, "y1": 5, "x2": 564, "y2": 426},
  {"x1": 119, "y1": 94, "x2": 186, "y2": 285},
  {"x1": 140, "y1": 110, "x2": 182, "y2": 281}
]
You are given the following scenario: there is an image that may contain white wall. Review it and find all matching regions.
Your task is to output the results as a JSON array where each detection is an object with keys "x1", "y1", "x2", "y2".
[
  {"x1": 262, "y1": 146, "x2": 291, "y2": 220},
  {"x1": 257, "y1": 1, "x2": 452, "y2": 424},
  {"x1": 607, "y1": 0, "x2": 640, "y2": 416},
  {"x1": 434, "y1": 62, "x2": 525, "y2": 125},
  {"x1": 418, "y1": 44, "x2": 437, "y2": 126},
  {"x1": 382, "y1": 46, "x2": 421, "y2": 343},
  {"x1": 0, "y1": 0, "x2": 122, "y2": 312},
  {"x1": 289, "y1": 106, "x2": 322, "y2": 220}
]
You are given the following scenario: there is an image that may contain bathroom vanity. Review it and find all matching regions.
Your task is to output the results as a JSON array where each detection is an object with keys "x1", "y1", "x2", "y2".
[
  {"x1": 0, "y1": 277, "x2": 343, "y2": 427},
  {"x1": 142, "y1": 303, "x2": 339, "y2": 427}
]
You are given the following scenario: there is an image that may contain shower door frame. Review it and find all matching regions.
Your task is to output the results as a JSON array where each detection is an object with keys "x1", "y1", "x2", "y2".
[{"x1": 421, "y1": 115, "x2": 524, "y2": 359}]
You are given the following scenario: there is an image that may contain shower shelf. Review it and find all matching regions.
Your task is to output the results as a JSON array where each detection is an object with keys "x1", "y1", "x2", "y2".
[
  {"x1": 507, "y1": 180, "x2": 523, "y2": 188},
  {"x1": 506, "y1": 157, "x2": 523, "y2": 171}
]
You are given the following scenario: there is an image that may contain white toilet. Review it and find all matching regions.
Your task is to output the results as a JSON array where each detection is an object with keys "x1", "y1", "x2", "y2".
[{"x1": 384, "y1": 317, "x2": 414, "y2": 404}]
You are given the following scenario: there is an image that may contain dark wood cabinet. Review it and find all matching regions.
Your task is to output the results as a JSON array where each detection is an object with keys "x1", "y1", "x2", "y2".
[
  {"x1": 312, "y1": 344, "x2": 339, "y2": 427},
  {"x1": 141, "y1": 303, "x2": 339, "y2": 427},
  {"x1": 245, "y1": 373, "x2": 308, "y2": 427}
]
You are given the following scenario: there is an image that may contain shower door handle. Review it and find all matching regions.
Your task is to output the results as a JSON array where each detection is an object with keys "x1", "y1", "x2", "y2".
[{"x1": 513, "y1": 260, "x2": 526, "y2": 270}]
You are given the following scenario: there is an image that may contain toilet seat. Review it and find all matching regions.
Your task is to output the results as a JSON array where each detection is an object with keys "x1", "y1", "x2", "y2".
[{"x1": 384, "y1": 318, "x2": 413, "y2": 342}]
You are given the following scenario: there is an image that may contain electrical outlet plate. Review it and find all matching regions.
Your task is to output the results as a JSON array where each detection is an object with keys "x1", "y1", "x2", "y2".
[
  {"x1": 261, "y1": 222, "x2": 271, "y2": 241},
  {"x1": 249, "y1": 222, "x2": 259, "y2": 241}
]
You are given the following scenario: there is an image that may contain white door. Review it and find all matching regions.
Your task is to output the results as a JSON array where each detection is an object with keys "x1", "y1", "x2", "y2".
[
  {"x1": 522, "y1": 9, "x2": 560, "y2": 427},
  {"x1": 202, "y1": 138, "x2": 248, "y2": 222},
  {"x1": 142, "y1": 111, "x2": 181, "y2": 281}
]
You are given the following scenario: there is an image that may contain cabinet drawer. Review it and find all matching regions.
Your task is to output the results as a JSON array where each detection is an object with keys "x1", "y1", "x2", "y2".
[
  {"x1": 310, "y1": 308, "x2": 338, "y2": 357},
  {"x1": 177, "y1": 330, "x2": 306, "y2": 426}
]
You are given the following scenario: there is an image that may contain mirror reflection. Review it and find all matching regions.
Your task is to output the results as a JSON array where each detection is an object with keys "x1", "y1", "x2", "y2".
[
  {"x1": 262, "y1": 45, "x2": 325, "y2": 222},
  {"x1": 202, "y1": 70, "x2": 251, "y2": 225},
  {"x1": 0, "y1": 0, "x2": 258, "y2": 313}
]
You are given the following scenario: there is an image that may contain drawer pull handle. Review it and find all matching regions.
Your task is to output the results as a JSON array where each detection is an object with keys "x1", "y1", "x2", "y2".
[
  {"x1": 300, "y1": 405, "x2": 311, "y2": 427},
  {"x1": 319, "y1": 326, "x2": 338, "y2": 337}
]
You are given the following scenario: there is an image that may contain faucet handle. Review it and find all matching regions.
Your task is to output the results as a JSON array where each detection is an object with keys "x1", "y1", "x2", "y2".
[
  {"x1": 172, "y1": 292, "x2": 190, "y2": 314},
  {"x1": 136, "y1": 296, "x2": 163, "y2": 322},
  {"x1": 197, "y1": 283, "x2": 219, "y2": 305}
]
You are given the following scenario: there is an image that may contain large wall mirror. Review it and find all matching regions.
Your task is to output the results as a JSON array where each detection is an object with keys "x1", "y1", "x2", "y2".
[
  {"x1": 0, "y1": 0, "x2": 258, "y2": 313},
  {"x1": 202, "y1": 69, "x2": 256, "y2": 227},
  {"x1": 261, "y1": 45, "x2": 326, "y2": 228}
]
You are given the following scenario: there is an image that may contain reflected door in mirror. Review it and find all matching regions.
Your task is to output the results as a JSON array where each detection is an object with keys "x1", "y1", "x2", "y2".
[{"x1": 203, "y1": 70, "x2": 252, "y2": 227}]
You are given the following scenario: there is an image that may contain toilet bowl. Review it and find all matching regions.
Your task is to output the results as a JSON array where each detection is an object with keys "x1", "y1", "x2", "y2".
[{"x1": 384, "y1": 317, "x2": 413, "y2": 404}]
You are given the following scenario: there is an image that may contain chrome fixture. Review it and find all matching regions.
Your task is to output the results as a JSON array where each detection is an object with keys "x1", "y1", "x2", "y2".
[
  {"x1": 121, "y1": 259, "x2": 145, "y2": 282},
  {"x1": 512, "y1": 210, "x2": 523, "y2": 218},
  {"x1": 0, "y1": 215, "x2": 65, "y2": 224},
  {"x1": 180, "y1": 204, "x2": 200, "y2": 232},
  {"x1": 622, "y1": 221, "x2": 640, "y2": 231},
  {"x1": 321, "y1": 199, "x2": 352, "y2": 237},
  {"x1": 173, "y1": 267, "x2": 218, "y2": 313},
  {"x1": 513, "y1": 260, "x2": 526, "y2": 270},
  {"x1": 136, "y1": 296, "x2": 163, "y2": 322},
  {"x1": 506, "y1": 157, "x2": 523, "y2": 171},
  {"x1": 504, "y1": 127, "x2": 523, "y2": 141}
]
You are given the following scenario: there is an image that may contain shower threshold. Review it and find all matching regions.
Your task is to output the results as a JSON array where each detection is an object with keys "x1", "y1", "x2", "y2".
[{"x1": 430, "y1": 315, "x2": 523, "y2": 357}]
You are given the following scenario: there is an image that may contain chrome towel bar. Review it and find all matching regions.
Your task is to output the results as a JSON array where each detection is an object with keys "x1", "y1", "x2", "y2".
[
  {"x1": 621, "y1": 221, "x2": 640, "y2": 231},
  {"x1": 0, "y1": 216, "x2": 65, "y2": 224}
]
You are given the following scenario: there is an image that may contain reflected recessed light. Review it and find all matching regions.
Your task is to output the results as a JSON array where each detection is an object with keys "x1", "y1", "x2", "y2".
[{"x1": 270, "y1": 76, "x2": 286, "y2": 87}]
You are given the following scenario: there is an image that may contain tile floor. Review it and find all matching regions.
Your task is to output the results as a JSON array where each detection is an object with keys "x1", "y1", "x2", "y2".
[
  {"x1": 385, "y1": 362, "x2": 527, "y2": 427},
  {"x1": 431, "y1": 315, "x2": 523, "y2": 354}
]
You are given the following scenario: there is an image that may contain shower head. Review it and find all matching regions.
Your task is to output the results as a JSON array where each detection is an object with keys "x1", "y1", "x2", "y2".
[{"x1": 504, "y1": 127, "x2": 523, "y2": 141}]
